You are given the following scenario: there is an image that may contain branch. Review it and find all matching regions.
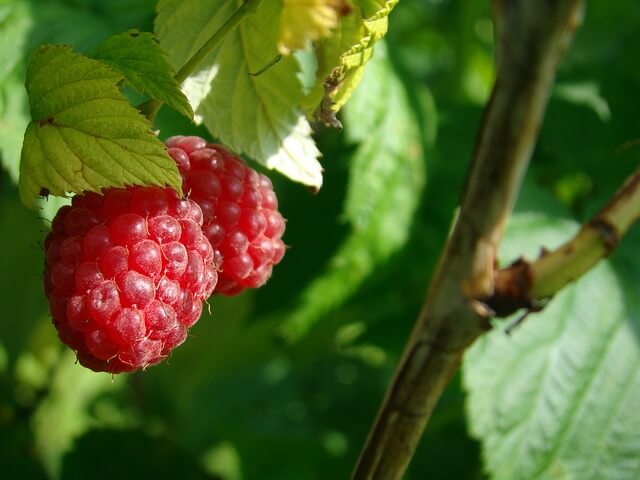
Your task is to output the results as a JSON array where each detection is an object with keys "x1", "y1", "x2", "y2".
[
  {"x1": 351, "y1": 1, "x2": 584, "y2": 479},
  {"x1": 489, "y1": 166, "x2": 640, "y2": 316}
]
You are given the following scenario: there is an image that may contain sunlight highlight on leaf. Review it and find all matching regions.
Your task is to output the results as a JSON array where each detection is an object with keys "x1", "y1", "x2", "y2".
[
  {"x1": 279, "y1": 0, "x2": 351, "y2": 55},
  {"x1": 156, "y1": 0, "x2": 323, "y2": 190},
  {"x1": 304, "y1": 0, "x2": 399, "y2": 126}
]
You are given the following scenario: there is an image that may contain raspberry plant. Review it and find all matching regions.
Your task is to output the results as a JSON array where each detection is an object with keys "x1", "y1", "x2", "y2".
[{"x1": 2, "y1": 1, "x2": 640, "y2": 479}]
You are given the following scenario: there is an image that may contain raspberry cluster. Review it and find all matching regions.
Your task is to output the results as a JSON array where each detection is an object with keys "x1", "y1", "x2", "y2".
[
  {"x1": 166, "y1": 136, "x2": 286, "y2": 296},
  {"x1": 44, "y1": 136, "x2": 286, "y2": 373},
  {"x1": 44, "y1": 187, "x2": 216, "y2": 373}
]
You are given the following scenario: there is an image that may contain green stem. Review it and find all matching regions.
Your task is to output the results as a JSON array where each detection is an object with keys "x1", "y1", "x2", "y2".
[
  {"x1": 140, "y1": 0, "x2": 263, "y2": 122},
  {"x1": 489, "y1": 166, "x2": 640, "y2": 316},
  {"x1": 175, "y1": 0, "x2": 262, "y2": 84},
  {"x1": 531, "y1": 167, "x2": 640, "y2": 298}
]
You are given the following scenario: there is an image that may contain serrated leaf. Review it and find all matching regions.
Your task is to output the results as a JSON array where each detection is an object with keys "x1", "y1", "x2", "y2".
[
  {"x1": 463, "y1": 210, "x2": 640, "y2": 480},
  {"x1": 19, "y1": 45, "x2": 182, "y2": 208},
  {"x1": 280, "y1": 42, "x2": 426, "y2": 341},
  {"x1": 91, "y1": 30, "x2": 193, "y2": 119},
  {"x1": 278, "y1": 0, "x2": 351, "y2": 55},
  {"x1": 156, "y1": 0, "x2": 323, "y2": 190},
  {"x1": 304, "y1": 0, "x2": 398, "y2": 126}
]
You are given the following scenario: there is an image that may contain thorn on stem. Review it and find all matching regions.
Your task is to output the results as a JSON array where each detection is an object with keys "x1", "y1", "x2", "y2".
[
  {"x1": 503, "y1": 299, "x2": 548, "y2": 335},
  {"x1": 504, "y1": 310, "x2": 529, "y2": 336}
]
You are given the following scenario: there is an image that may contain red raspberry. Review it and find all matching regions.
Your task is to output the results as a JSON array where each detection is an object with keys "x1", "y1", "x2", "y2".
[
  {"x1": 44, "y1": 186, "x2": 217, "y2": 373},
  {"x1": 166, "y1": 136, "x2": 286, "y2": 296}
]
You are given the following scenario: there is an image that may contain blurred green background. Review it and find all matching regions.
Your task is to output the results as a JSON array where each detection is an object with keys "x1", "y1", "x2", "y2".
[{"x1": 1, "y1": 0, "x2": 639, "y2": 479}]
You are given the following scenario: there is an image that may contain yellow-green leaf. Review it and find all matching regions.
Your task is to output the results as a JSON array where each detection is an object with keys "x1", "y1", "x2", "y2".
[
  {"x1": 19, "y1": 45, "x2": 181, "y2": 208},
  {"x1": 278, "y1": 0, "x2": 351, "y2": 55},
  {"x1": 304, "y1": 0, "x2": 399, "y2": 126}
]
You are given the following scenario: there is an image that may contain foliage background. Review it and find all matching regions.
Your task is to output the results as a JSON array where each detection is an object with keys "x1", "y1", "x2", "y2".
[{"x1": 1, "y1": 0, "x2": 639, "y2": 478}]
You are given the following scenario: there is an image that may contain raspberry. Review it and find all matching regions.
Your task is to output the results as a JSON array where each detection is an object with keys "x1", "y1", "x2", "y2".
[
  {"x1": 44, "y1": 187, "x2": 217, "y2": 373},
  {"x1": 166, "y1": 135, "x2": 286, "y2": 296}
]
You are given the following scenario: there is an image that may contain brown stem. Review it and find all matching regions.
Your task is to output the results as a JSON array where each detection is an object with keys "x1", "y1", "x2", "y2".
[{"x1": 351, "y1": 1, "x2": 584, "y2": 478}]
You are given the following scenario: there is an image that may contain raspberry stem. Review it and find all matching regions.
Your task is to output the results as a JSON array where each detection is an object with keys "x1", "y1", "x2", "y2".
[{"x1": 140, "y1": 0, "x2": 263, "y2": 122}]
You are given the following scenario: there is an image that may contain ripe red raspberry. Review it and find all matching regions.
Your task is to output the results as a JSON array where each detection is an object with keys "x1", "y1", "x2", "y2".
[
  {"x1": 44, "y1": 186, "x2": 217, "y2": 373},
  {"x1": 166, "y1": 136, "x2": 286, "y2": 296}
]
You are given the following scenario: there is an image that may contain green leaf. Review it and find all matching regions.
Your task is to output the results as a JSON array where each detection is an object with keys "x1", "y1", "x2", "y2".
[
  {"x1": 279, "y1": 42, "x2": 426, "y2": 341},
  {"x1": 19, "y1": 45, "x2": 182, "y2": 208},
  {"x1": 156, "y1": 0, "x2": 323, "y2": 190},
  {"x1": 91, "y1": 30, "x2": 193, "y2": 119},
  {"x1": 463, "y1": 210, "x2": 640, "y2": 480},
  {"x1": 303, "y1": 0, "x2": 399, "y2": 126},
  {"x1": 0, "y1": 0, "x2": 150, "y2": 182}
]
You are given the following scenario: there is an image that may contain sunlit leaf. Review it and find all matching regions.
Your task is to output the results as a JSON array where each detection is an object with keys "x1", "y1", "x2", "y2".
[
  {"x1": 156, "y1": 0, "x2": 323, "y2": 190},
  {"x1": 304, "y1": 0, "x2": 399, "y2": 126},
  {"x1": 19, "y1": 45, "x2": 182, "y2": 208},
  {"x1": 92, "y1": 30, "x2": 193, "y2": 119},
  {"x1": 278, "y1": 0, "x2": 351, "y2": 55},
  {"x1": 463, "y1": 211, "x2": 640, "y2": 480}
]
